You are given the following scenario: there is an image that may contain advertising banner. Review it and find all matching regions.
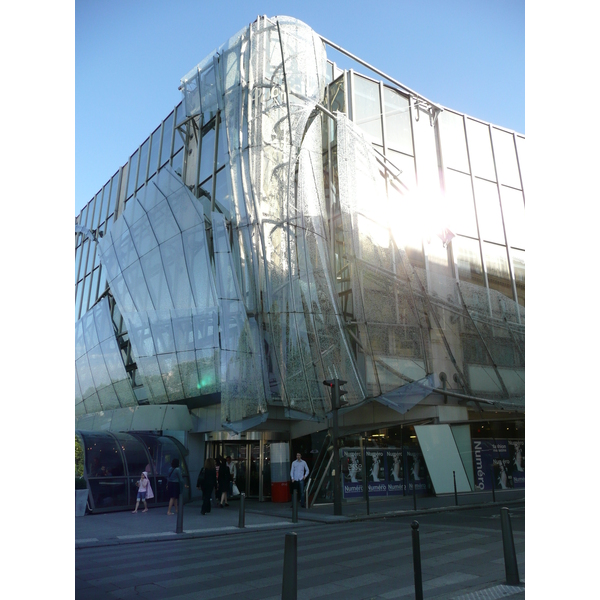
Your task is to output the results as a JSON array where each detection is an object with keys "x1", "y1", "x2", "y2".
[
  {"x1": 342, "y1": 448, "x2": 364, "y2": 498},
  {"x1": 472, "y1": 439, "x2": 524, "y2": 490},
  {"x1": 341, "y1": 447, "x2": 430, "y2": 498},
  {"x1": 386, "y1": 449, "x2": 405, "y2": 495}
]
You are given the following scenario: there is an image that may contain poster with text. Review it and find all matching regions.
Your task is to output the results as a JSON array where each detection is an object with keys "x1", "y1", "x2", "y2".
[
  {"x1": 405, "y1": 449, "x2": 428, "y2": 494},
  {"x1": 386, "y1": 449, "x2": 405, "y2": 495},
  {"x1": 365, "y1": 450, "x2": 387, "y2": 496},
  {"x1": 342, "y1": 448, "x2": 364, "y2": 498}
]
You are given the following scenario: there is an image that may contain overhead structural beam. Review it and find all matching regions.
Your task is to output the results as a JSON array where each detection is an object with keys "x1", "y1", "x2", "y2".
[{"x1": 319, "y1": 35, "x2": 444, "y2": 113}]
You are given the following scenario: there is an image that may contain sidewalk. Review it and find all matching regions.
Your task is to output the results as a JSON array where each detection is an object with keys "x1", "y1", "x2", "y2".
[{"x1": 75, "y1": 489, "x2": 524, "y2": 549}]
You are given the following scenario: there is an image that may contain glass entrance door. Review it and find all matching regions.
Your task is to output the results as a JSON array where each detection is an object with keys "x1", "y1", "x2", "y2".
[{"x1": 209, "y1": 442, "x2": 270, "y2": 499}]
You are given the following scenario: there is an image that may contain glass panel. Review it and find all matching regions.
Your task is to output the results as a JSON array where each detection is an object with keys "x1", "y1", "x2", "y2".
[
  {"x1": 329, "y1": 75, "x2": 345, "y2": 113},
  {"x1": 454, "y1": 235, "x2": 485, "y2": 287},
  {"x1": 473, "y1": 178, "x2": 505, "y2": 244},
  {"x1": 483, "y1": 242, "x2": 513, "y2": 300},
  {"x1": 492, "y1": 128, "x2": 520, "y2": 189},
  {"x1": 500, "y1": 186, "x2": 525, "y2": 249},
  {"x1": 84, "y1": 433, "x2": 125, "y2": 477},
  {"x1": 215, "y1": 166, "x2": 232, "y2": 213},
  {"x1": 172, "y1": 126, "x2": 185, "y2": 157},
  {"x1": 148, "y1": 126, "x2": 162, "y2": 179},
  {"x1": 465, "y1": 119, "x2": 495, "y2": 181},
  {"x1": 383, "y1": 87, "x2": 412, "y2": 155},
  {"x1": 199, "y1": 124, "x2": 216, "y2": 184},
  {"x1": 387, "y1": 150, "x2": 416, "y2": 193},
  {"x1": 107, "y1": 171, "x2": 120, "y2": 219},
  {"x1": 137, "y1": 138, "x2": 150, "y2": 189},
  {"x1": 113, "y1": 433, "x2": 150, "y2": 477},
  {"x1": 515, "y1": 135, "x2": 526, "y2": 194},
  {"x1": 172, "y1": 148, "x2": 184, "y2": 178},
  {"x1": 439, "y1": 110, "x2": 469, "y2": 173},
  {"x1": 160, "y1": 112, "x2": 175, "y2": 167},
  {"x1": 511, "y1": 248, "x2": 525, "y2": 307},
  {"x1": 80, "y1": 204, "x2": 89, "y2": 228},
  {"x1": 81, "y1": 273, "x2": 91, "y2": 315},
  {"x1": 126, "y1": 150, "x2": 139, "y2": 199},
  {"x1": 353, "y1": 74, "x2": 382, "y2": 144},
  {"x1": 444, "y1": 169, "x2": 478, "y2": 238},
  {"x1": 217, "y1": 116, "x2": 228, "y2": 169}
]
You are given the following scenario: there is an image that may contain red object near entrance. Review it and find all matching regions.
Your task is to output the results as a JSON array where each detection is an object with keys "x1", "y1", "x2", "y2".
[{"x1": 271, "y1": 481, "x2": 291, "y2": 502}]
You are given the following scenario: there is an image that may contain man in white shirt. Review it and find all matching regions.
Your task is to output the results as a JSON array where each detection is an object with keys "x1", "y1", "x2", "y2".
[{"x1": 290, "y1": 452, "x2": 310, "y2": 507}]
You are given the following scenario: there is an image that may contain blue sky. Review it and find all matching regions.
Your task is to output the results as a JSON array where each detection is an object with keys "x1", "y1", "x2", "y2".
[{"x1": 75, "y1": 0, "x2": 524, "y2": 216}]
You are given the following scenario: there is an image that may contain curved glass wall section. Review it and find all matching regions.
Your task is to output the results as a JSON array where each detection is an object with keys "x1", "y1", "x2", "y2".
[
  {"x1": 97, "y1": 166, "x2": 220, "y2": 406},
  {"x1": 78, "y1": 430, "x2": 190, "y2": 513},
  {"x1": 75, "y1": 297, "x2": 137, "y2": 415}
]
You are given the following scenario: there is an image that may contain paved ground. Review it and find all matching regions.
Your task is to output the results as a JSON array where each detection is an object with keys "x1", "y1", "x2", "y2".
[{"x1": 76, "y1": 490, "x2": 525, "y2": 599}]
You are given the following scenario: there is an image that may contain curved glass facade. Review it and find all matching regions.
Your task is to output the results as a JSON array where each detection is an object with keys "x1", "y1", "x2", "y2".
[
  {"x1": 75, "y1": 15, "x2": 525, "y2": 440},
  {"x1": 77, "y1": 430, "x2": 190, "y2": 513}
]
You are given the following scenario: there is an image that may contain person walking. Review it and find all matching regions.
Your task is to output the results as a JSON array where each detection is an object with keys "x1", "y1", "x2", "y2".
[
  {"x1": 166, "y1": 458, "x2": 183, "y2": 516},
  {"x1": 132, "y1": 471, "x2": 154, "y2": 513},
  {"x1": 218, "y1": 458, "x2": 232, "y2": 507},
  {"x1": 198, "y1": 458, "x2": 217, "y2": 515},
  {"x1": 290, "y1": 452, "x2": 310, "y2": 508},
  {"x1": 226, "y1": 456, "x2": 237, "y2": 497}
]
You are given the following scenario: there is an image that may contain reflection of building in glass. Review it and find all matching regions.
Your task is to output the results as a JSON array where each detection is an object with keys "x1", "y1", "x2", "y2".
[{"x1": 75, "y1": 16, "x2": 524, "y2": 501}]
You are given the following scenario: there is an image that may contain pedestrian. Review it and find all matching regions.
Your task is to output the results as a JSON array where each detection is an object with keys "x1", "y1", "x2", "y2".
[
  {"x1": 226, "y1": 456, "x2": 237, "y2": 496},
  {"x1": 198, "y1": 457, "x2": 217, "y2": 515},
  {"x1": 132, "y1": 471, "x2": 154, "y2": 513},
  {"x1": 290, "y1": 452, "x2": 310, "y2": 508},
  {"x1": 218, "y1": 457, "x2": 232, "y2": 507},
  {"x1": 166, "y1": 458, "x2": 183, "y2": 516}
]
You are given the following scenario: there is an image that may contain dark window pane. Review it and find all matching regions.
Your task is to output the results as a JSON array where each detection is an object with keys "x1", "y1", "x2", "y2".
[
  {"x1": 149, "y1": 126, "x2": 161, "y2": 178},
  {"x1": 199, "y1": 124, "x2": 216, "y2": 183},
  {"x1": 113, "y1": 433, "x2": 150, "y2": 476},
  {"x1": 126, "y1": 150, "x2": 139, "y2": 199},
  {"x1": 84, "y1": 433, "x2": 126, "y2": 477},
  {"x1": 137, "y1": 138, "x2": 150, "y2": 189},
  {"x1": 161, "y1": 112, "x2": 174, "y2": 167}
]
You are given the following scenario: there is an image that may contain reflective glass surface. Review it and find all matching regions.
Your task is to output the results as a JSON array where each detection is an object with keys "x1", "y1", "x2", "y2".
[
  {"x1": 500, "y1": 186, "x2": 525, "y2": 249},
  {"x1": 474, "y1": 178, "x2": 505, "y2": 244},
  {"x1": 160, "y1": 112, "x2": 174, "y2": 167},
  {"x1": 126, "y1": 150, "x2": 139, "y2": 199},
  {"x1": 465, "y1": 119, "x2": 496, "y2": 181},
  {"x1": 483, "y1": 242, "x2": 513, "y2": 301},
  {"x1": 511, "y1": 248, "x2": 525, "y2": 307},
  {"x1": 444, "y1": 169, "x2": 478, "y2": 238},
  {"x1": 137, "y1": 138, "x2": 150, "y2": 189},
  {"x1": 439, "y1": 110, "x2": 469, "y2": 173},
  {"x1": 149, "y1": 126, "x2": 162, "y2": 178},
  {"x1": 353, "y1": 74, "x2": 382, "y2": 144},
  {"x1": 492, "y1": 128, "x2": 521, "y2": 189},
  {"x1": 454, "y1": 235, "x2": 485, "y2": 287},
  {"x1": 383, "y1": 87, "x2": 412, "y2": 155}
]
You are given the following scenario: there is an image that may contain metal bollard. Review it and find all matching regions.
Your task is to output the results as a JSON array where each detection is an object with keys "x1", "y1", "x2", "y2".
[
  {"x1": 176, "y1": 492, "x2": 184, "y2": 534},
  {"x1": 238, "y1": 492, "x2": 246, "y2": 528},
  {"x1": 282, "y1": 532, "x2": 298, "y2": 600},
  {"x1": 500, "y1": 507, "x2": 520, "y2": 585},
  {"x1": 453, "y1": 471, "x2": 458, "y2": 506},
  {"x1": 292, "y1": 489, "x2": 298, "y2": 523},
  {"x1": 411, "y1": 521, "x2": 424, "y2": 600}
]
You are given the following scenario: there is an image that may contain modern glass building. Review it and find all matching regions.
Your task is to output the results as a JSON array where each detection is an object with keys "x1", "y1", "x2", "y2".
[{"x1": 75, "y1": 16, "x2": 524, "y2": 508}]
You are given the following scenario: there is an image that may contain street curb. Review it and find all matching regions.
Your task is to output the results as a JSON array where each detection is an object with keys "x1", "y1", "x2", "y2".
[{"x1": 75, "y1": 498, "x2": 524, "y2": 550}]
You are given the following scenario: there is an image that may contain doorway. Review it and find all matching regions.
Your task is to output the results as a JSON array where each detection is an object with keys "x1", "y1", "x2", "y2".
[{"x1": 207, "y1": 441, "x2": 271, "y2": 499}]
